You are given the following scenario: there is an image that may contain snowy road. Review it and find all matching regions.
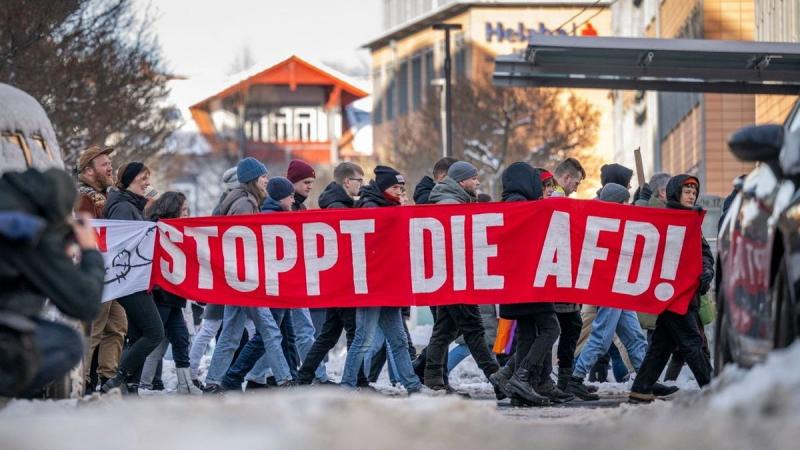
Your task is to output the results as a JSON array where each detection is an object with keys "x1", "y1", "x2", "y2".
[{"x1": 2, "y1": 339, "x2": 798, "y2": 450}]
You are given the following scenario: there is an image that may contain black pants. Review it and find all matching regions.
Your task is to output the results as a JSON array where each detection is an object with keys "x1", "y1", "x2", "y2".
[
  {"x1": 279, "y1": 311, "x2": 300, "y2": 378},
  {"x1": 155, "y1": 304, "x2": 190, "y2": 368},
  {"x1": 297, "y1": 308, "x2": 367, "y2": 385},
  {"x1": 664, "y1": 311, "x2": 710, "y2": 381},
  {"x1": 117, "y1": 291, "x2": 164, "y2": 376},
  {"x1": 541, "y1": 310, "x2": 582, "y2": 380},
  {"x1": 424, "y1": 304, "x2": 499, "y2": 386},
  {"x1": 514, "y1": 313, "x2": 560, "y2": 374},
  {"x1": 632, "y1": 310, "x2": 712, "y2": 393}
]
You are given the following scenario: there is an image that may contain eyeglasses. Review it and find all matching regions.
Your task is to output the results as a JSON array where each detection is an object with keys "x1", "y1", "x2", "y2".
[{"x1": 348, "y1": 178, "x2": 364, "y2": 183}]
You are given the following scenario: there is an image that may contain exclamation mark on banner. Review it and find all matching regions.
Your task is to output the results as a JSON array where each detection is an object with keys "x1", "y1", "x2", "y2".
[{"x1": 654, "y1": 225, "x2": 686, "y2": 302}]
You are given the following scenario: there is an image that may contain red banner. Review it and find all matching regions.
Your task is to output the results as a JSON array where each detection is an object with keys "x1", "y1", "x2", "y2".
[{"x1": 150, "y1": 198, "x2": 704, "y2": 314}]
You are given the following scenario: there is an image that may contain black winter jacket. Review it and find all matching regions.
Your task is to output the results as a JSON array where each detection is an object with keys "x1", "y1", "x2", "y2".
[
  {"x1": 413, "y1": 176, "x2": 436, "y2": 205},
  {"x1": 665, "y1": 174, "x2": 714, "y2": 310},
  {"x1": 319, "y1": 182, "x2": 354, "y2": 209},
  {"x1": 104, "y1": 188, "x2": 147, "y2": 221},
  {"x1": 498, "y1": 163, "x2": 553, "y2": 318},
  {"x1": 0, "y1": 169, "x2": 104, "y2": 321},
  {"x1": 356, "y1": 181, "x2": 397, "y2": 208}
]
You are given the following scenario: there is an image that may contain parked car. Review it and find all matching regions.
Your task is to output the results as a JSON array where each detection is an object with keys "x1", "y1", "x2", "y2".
[{"x1": 715, "y1": 98, "x2": 800, "y2": 374}]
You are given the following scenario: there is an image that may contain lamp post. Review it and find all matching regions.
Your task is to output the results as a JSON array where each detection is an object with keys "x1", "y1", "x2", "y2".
[{"x1": 432, "y1": 23, "x2": 461, "y2": 158}]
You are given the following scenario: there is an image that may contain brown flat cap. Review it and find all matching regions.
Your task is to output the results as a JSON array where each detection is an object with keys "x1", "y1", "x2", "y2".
[{"x1": 77, "y1": 145, "x2": 114, "y2": 172}]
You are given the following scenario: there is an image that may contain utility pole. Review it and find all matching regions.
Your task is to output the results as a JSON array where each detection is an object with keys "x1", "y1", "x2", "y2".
[{"x1": 433, "y1": 23, "x2": 461, "y2": 158}]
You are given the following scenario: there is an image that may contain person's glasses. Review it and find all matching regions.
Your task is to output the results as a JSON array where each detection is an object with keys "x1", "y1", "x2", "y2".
[{"x1": 349, "y1": 178, "x2": 364, "y2": 184}]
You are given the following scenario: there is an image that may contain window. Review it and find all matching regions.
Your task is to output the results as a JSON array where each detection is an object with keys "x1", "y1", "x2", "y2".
[
  {"x1": 424, "y1": 49, "x2": 435, "y2": 100},
  {"x1": 411, "y1": 55, "x2": 422, "y2": 110},
  {"x1": 398, "y1": 60, "x2": 409, "y2": 116},
  {"x1": 455, "y1": 33, "x2": 467, "y2": 77}
]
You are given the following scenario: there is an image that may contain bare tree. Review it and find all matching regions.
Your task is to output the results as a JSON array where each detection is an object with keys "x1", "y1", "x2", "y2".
[
  {"x1": 391, "y1": 66, "x2": 600, "y2": 197},
  {"x1": 0, "y1": 0, "x2": 178, "y2": 169}
]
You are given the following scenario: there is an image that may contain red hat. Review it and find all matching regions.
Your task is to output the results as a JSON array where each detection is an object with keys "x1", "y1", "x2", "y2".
[
  {"x1": 286, "y1": 159, "x2": 315, "y2": 183},
  {"x1": 540, "y1": 170, "x2": 554, "y2": 182}
]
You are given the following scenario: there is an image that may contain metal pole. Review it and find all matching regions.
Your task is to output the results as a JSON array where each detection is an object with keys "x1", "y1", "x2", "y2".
[
  {"x1": 444, "y1": 28, "x2": 453, "y2": 158},
  {"x1": 433, "y1": 23, "x2": 462, "y2": 158}
]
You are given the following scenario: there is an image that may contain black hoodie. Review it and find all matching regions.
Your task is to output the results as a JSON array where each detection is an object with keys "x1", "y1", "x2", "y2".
[
  {"x1": 355, "y1": 181, "x2": 396, "y2": 208},
  {"x1": 600, "y1": 163, "x2": 634, "y2": 188},
  {"x1": 0, "y1": 169, "x2": 103, "y2": 321},
  {"x1": 499, "y1": 162, "x2": 552, "y2": 318},
  {"x1": 501, "y1": 162, "x2": 543, "y2": 202},
  {"x1": 413, "y1": 176, "x2": 436, "y2": 205},
  {"x1": 292, "y1": 192, "x2": 308, "y2": 211},
  {"x1": 319, "y1": 182, "x2": 355, "y2": 209},
  {"x1": 665, "y1": 174, "x2": 714, "y2": 305},
  {"x1": 104, "y1": 188, "x2": 147, "y2": 221}
]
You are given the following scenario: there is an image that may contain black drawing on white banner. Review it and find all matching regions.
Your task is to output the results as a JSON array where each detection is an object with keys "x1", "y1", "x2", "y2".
[{"x1": 104, "y1": 226, "x2": 155, "y2": 285}]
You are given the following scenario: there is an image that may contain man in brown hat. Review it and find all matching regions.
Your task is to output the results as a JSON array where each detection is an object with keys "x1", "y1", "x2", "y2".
[
  {"x1": 76, "y1": 145, "x2": 115, "y2": 218},
  {"x1": 75, "y1": 145, "x2": 128, "y2": 394}
]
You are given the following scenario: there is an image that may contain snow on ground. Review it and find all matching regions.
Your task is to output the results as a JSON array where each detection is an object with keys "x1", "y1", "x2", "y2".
[{"x1": 2, "y1": 337, "x2": 799, "y2": 450}]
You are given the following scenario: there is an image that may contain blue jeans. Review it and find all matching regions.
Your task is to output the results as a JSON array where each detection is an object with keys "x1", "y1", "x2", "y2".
[
  {"x1": 205, "y1": 306, "x2": 290, "y2": 385},
  {"x1": 574, "y1": 307, "x2": 647, "y2": 378},
  {"x1": 341, "y1": 307, "x2": 421, "y2": 390},
  {"x1": 244, "y1": 308, "x2": 327, "y2": 384},
  {"x1": 447, "y1": 343, "x2": 471, "y2": 371}
]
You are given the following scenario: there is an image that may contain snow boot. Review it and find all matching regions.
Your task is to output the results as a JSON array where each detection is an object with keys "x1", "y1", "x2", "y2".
[
  {"x1": 201, "y1": 383, "x2": 224, "y2": 395},
  {"x1": 652, "y1": 382, "x2": 679, "y2": 397},
  {"x1": 566, "y1": 375, "x2": 600, "y2": 401},
  {"x1": 100, "y1": 369, "x2": 129, "y2": 394},
  {"x1": 537, "y1": 377, "x2": 575, "y2": 403},
  {"x1": 487, "y1": 373, "x2": 508, "y2": 401},
  {"x1": 508, "y1": 368, "x2": 550, "y2": 407},
  {"x1": 176, "y1": 367, "x2": 203, "y2": 395}
]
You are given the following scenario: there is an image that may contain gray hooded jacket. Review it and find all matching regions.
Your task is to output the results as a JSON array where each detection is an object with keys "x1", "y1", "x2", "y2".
[{"x1": 428, "y1": 176, "x2": 475, "y2": 205}]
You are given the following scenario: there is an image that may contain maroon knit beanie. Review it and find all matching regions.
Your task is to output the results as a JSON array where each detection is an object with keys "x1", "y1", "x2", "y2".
[{"x1": 286, "y1": 159, "x2": 316, "y2": 183}]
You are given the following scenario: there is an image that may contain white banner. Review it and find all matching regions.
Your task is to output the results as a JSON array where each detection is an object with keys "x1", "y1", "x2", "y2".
[{"x1": 90, "y1": 220, "x2": 155, "y2": 302}]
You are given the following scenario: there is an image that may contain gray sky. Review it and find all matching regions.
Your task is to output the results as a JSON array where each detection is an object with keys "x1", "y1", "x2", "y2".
[{"x1": 145, "y1": 0, "x2": 382, "y2": 78}]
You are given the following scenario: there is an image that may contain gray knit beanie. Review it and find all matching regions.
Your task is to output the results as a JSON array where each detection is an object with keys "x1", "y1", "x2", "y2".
[
  {"x1": 222, "y1": 167, "x2": 238, "y2": 192},
  {"x1": 598, "y1": 183, "x2": 631, "y2": 204},
  {"x1": 448, "y1": 161, "x2": 478, "y2": 182}
]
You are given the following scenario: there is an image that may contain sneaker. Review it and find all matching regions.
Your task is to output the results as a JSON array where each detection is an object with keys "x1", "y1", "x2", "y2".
[
  {"x1": 192, "y1": 379, "x2": 205, "y2": 391},
  {"x1": 266, "y1": 376, "x2": 278, "y2": 387},
  {"x1": 652, "y1": 383, "x2": 679, "y2": 397},
  {"x1": 565, "y1": 376, "x2": 600, "y2": 401},
  {"x1": 628, "y1": 391, "x2": 655, "y2": 404}
]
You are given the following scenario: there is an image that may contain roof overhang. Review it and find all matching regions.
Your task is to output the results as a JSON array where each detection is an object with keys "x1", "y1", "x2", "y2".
[{"x1": 493, "y1": 35, "x2": 800, "y2": 94}]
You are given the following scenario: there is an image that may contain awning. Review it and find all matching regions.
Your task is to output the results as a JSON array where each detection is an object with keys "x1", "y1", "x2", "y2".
[{"x1": 493, "y1": 35, "x2": 800, "y2": 94}]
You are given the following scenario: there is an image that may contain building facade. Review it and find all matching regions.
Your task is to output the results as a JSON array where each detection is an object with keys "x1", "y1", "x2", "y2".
[
  {"x1": 189, "y1": 55, "x2": 368, "y2": 168},
  {"x1": 611, "y1": 0, "x2": 799, "y2": 198},
  {"x1": 366, "y1": 1, "x2": 614, "y2": 185}
]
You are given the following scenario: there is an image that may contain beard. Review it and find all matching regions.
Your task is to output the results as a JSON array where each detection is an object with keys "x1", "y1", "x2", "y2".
[{"x1": 96, "y1": 171, "x2": 114, "y2": 189}]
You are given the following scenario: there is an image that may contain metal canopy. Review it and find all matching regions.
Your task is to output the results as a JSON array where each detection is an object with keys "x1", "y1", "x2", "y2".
[{"x1": 493, "y1": 35, "x2": 800, "y2": 94}]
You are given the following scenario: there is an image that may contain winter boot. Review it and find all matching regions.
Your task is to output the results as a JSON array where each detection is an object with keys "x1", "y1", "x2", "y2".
[
  {"x1": 176, "y1": 367, "x2": 203, "y2": 395},
  {"x1": 537, "y1": 377, "x2": 575, "y2": 403},
  {"x1": 489, "y1": 365, "x2": 513, "y2": 398},
  {"x1": 201, "y1": 383, "x2": 224, "y2": 395},
  {"x1": 628, "y1": 391, "x2": 655, "y2": 404},
  {"x1": 652, "y1": 382, "x2": 679, "y2": 397},
  {"x1": 559, "y1": 368, "x2": 597, "y2": 393},
  {"x1": 192, "y1": 379, "x2": 205, "y2": 391},
  {"x1": 566, "y1": 375, "x2": 600, "y2": 401},
  {"x1": 151, "y1": 378, "x2": 165, "y2": 391},
  {"x1": 507, "y1": 368, "x2": 550, "y2": 407},
  {"x1": 100, "y1": 370, "x2": 129, "y2": 394},
  {"x1": 487, "y1": 371, "x2": 508, "y2": 401}
]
